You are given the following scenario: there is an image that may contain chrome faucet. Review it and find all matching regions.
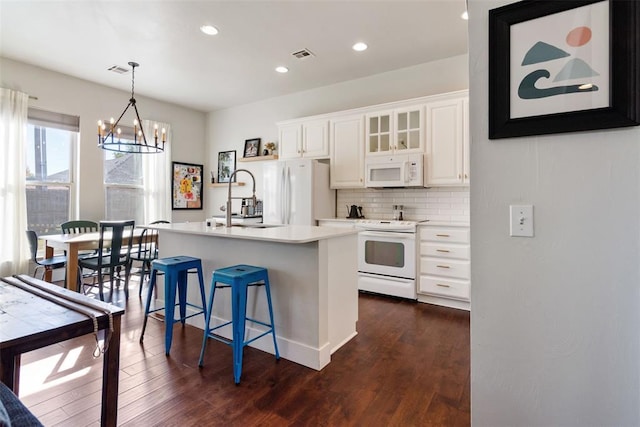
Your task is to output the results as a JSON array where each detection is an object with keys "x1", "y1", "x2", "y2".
[{"x1": 226, "y1": 168, "x2": 257, "y2": 227}]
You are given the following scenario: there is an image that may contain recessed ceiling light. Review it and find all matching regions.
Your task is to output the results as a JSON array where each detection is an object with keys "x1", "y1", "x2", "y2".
[
  {"x1": 200, "y1": 25, "x2": 218, "y2": 35},
  {"x1": 275, "y1": 66, "x2": 289, "y2": 73},
  {"x1": 461, "y1": 10, "x2": 469, "y2": 20},
  {"x1": 352, "y1": 42, "x2": 368, "y2": 52}
]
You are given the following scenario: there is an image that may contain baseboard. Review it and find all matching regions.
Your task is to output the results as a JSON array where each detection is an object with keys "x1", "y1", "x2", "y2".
[{"x1": 417, "y1": 294, "x2": 470, "y2": 311}]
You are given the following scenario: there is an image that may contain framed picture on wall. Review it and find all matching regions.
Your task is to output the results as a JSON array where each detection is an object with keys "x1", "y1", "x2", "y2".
[
  {"x1": 217, "y1": 150, "x2": 236, "y2": 183},
  {"x1": 243, "y1": 138, "x2": 261, "y2": 158},
  {"x1": 488, "y1": 0, "x2": 639, "y2": 139},
  {"x1": 172, "y1": 161, "x2": 203, "y2": 210}
]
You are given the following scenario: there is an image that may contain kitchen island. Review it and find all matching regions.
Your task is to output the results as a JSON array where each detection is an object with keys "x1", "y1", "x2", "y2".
[{"x1": 146, "y1": 222, "x2": 359, "y2": 370}]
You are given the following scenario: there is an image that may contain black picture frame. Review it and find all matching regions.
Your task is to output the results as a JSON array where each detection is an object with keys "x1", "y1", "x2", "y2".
[
  {"x1": 243, "y1": 138, "x2": 261, "y2": 158},
  {"x1": 217, "y1": 150, "x2": 236, "y2": 183},
  {"x1": 488, "y1": 0, "x2": 639, "y2": 139},
  {"x1": 172, "y1": 161, "x2": 203, "y2": 210}
]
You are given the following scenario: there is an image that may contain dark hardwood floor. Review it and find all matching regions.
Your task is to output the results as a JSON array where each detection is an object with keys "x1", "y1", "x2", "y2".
[{"x1": 18, "y1": 282, "x2": 470, "y2": 426}]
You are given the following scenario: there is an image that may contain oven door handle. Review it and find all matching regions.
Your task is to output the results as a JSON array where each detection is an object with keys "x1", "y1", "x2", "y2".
[{"x1": 360, "y1": 231, "x2": 415, "y2": 239}]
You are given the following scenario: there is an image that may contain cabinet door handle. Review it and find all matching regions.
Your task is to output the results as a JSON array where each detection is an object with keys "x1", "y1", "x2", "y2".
[
  {"x1": 458, "y1": 174, "x2": 462, "y2": 179},
  {"x1": 436, "y1": 234, "x2": 450, "y2": 237},
  {"x1": 436, "y1": 265, "x2": 450, "y2": 269},
  {"x1": 436, "y1": 283, "x2": 451, "y2": 288},
  {"x1": 436, "y1": 249, "x2": 450, "y2": 253},
  {"x1": 464, "y1": 174, "x2": 468, "y2": 179}
]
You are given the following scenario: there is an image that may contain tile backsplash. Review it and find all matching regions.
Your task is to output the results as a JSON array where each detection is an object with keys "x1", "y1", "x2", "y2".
[{"x1": 336, "y1": 187, "x2": 469, "y2": 222}]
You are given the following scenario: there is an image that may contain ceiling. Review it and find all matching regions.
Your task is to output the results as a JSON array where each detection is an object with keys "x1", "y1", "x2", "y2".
[{"x1": 0, "y1": 1, "x2": 468, "y2": 112}]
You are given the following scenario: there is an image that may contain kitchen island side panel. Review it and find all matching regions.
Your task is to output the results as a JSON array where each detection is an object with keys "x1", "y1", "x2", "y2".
[{"x1": 155, "y1": 229, "x2": 357, "y2": 370}]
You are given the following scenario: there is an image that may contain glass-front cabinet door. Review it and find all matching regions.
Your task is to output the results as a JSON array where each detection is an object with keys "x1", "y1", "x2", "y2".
[
  {"x1": 395, "y1": 106, "x2": 423, "y2": 152},
  {"x1": 366, "y1": 106, "x2": 424, "y2": 156},
  {"x1": 366, "y1": 111, "x2": 393, "y2": 155}
]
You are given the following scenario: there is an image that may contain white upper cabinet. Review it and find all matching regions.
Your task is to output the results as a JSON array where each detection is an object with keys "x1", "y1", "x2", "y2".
[
  {"x1": 279, "y1": 123, "x2": 302, "y2": 159},
  {"x1": 330, "y1": 115, "x2": 365, "y2": 189},
  {"x1": 425, "y1": 95, "x2": 469, "y2": 186},
  {"x1": 366, "y1": 106, "x2": 423, "y2": 156},
  {"x1": 279, "y1": 119, "x2": 329, "y2": 160}
]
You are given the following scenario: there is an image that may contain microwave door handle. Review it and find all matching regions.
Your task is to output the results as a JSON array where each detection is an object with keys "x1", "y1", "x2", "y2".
[{"x1": 404, "y1": 161, "x2": 410, "y2": 183}]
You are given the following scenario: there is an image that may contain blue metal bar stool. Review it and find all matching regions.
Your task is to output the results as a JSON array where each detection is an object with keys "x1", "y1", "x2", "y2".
[
  {"x1": 198, "y1": 264, "x2": 279, "y2": 384},
  {"x1": 140, "y1": 256, "x2": 208, "y2": 355}
]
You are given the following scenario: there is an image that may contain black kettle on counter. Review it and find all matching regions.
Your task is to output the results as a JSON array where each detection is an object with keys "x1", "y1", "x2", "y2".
[{"x1": 347, "y1": 204, "x2": 364, "y2": 219}]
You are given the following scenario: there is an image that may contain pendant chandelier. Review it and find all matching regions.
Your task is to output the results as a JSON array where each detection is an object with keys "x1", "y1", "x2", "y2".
[{"x1": 97, "y1": 61, "x2": 165, "y2": 154}]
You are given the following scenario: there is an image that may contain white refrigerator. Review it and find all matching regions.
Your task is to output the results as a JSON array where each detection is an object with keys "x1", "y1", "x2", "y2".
[{"x1": 262, "y1": 158, "x2": 335, "y2": 225}]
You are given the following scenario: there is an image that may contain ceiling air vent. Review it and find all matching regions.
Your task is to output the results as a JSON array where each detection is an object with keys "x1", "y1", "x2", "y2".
[
  {"x1": 291, "y1": 49, "x2": 315, "y2": 59},
  {"x1": 107, "y1": 64, "x2": 130, "y2": 74}
]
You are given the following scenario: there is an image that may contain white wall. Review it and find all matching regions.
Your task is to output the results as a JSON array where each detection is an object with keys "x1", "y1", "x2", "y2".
[
  {"x1": 0, "y1": 57, "x2": 207, "y2": 224},
  {"x1": 469, "y1": 1, "x2": 640, "y2": 426},
  {"x1": 205, "y1": 54, "x2": 469, "y2": 217}
]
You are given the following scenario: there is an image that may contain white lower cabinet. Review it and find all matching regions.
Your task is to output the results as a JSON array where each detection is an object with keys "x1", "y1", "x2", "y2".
[{"x1": 418, "y1": 223, "x2": 470, "y2": 310}]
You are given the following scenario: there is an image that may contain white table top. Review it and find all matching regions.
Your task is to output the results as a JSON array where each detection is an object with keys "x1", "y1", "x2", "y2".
[{"x1": 145, "y1": 221, "x2": 358, "y2": 244}]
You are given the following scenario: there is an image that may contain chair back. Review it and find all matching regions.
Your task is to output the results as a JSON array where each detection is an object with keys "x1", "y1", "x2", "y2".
[
  {"x1": 61, "y1": 220, "x2": 98, "y2": 234},
  {"x1": 132, "y1": 227, "x2": 159, "y2": 262},
  {"x1": 97, "y1": 220, "x2": 136, "y2": 269},
  {"x1": 25, "y1": 230, "x2": 39, "y2": 262},
  {"x1": 150, "y1": 220, "x2": 170, "y2": 224}
]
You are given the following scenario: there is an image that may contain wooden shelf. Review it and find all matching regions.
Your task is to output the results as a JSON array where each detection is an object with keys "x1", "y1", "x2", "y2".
[
  {"x1": 238, "y1": 154, "x2": 278, "y2": 162},
  {"x1": 209, "y1": 182, "x2": 245, "y2": 188}
]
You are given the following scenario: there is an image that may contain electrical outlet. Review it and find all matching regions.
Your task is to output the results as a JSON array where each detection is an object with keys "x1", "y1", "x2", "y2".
[{"x1": 510, "y1": 205, "x2": 534, "y2": 237}]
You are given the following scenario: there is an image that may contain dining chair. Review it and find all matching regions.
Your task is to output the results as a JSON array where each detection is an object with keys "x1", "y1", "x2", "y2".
[
  {"x1": 61, "y1": 220, "x2": 98, "y2": 234},
  {"x1": 78, "y1": 220, "x2": 135, "y2": 301},
  {"x1": 25, "y1": 230, "x2": 67, "y2": 285},
  {"x1": 130, "y1": 227, "x2": 159, "y2": 297},
  {"x1": 131, "y1": 220, "x2": 197, "y2": 298},
  {"x1": 61, "y1": 219, "x2": 100, "y2": 257}
]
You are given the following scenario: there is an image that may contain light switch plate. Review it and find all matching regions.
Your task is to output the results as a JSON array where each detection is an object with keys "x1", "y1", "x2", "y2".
[{"x1": 510, "y1": 205, "x2": 534, "y2": 237}]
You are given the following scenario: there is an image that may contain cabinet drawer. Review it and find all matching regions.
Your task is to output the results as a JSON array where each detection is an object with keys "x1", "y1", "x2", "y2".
[
  {"x1": 419, "y1": 276, "x2": 470, "y2": 301},
  {"x1": 421, "y1": 242, "x2": 470, "y2": 260},
  {"x1": 421, "y1": 227, "x2": 469, "y2": 244},
  {"x1": 420, "y1": 258, "x2": 470, "y2": 280}
]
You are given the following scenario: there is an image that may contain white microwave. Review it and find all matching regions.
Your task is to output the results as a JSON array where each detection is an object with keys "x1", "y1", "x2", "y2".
[{"x1": 364, "y1": 154, "x2": 424, "y2": 188}]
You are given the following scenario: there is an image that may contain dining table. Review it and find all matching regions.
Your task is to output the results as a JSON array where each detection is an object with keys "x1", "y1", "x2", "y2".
[
  {"x1": 41, "y1": 228, "x2": 154, "y2": 292},
  {"x1": 0, "y1": 274, "x2": 124, "y2": 426}
]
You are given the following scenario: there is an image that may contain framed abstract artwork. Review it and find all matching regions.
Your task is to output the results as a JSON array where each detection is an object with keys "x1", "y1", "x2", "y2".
[
  {"x1": 172, "y1": 161, "x2": 203, "y2": 210},
  {"x1": 488, "y1": 0, "x2": 639, "y2": 139}
]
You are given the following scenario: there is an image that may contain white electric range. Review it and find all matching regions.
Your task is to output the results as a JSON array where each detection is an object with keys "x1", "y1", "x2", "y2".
[{"x1": 355, "y1": 219, "x2": 421, "y2": 299}]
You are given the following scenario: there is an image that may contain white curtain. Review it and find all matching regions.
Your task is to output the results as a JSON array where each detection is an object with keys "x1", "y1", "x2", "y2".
[
  {"x1": 142, "y1": 120, "x2": 172, "y2": 224},
  {"x1": 0, "y1": 88, "x2": 29, "y2": 276}
]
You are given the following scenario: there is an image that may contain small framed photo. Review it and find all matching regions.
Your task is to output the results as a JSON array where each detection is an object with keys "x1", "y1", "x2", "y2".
[
  {"x1": 243, "y1": 138, "x2": 261, "y2": 158},
  {"x1": 172, "y1": 162, "x2": 203, "y2": 210},
  {"x1": 488, "y1": 0, "x2": 639, "y2": 139},
  {"x1": 217, "y1": 150, "x2": 236, "y2": 183}
]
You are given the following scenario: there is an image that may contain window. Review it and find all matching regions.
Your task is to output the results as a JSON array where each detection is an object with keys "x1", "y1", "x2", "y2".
[
  {"x1": 103, "y1": 126, "x2": 144, "y2": 224},
  {"x1": 26, "y1": 109, "x2": 78, "y2": 235}
]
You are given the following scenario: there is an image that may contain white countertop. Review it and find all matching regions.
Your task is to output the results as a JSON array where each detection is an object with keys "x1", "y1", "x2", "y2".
[{"x1": 146, "y1": 221, "x2": 358, "y2": 244}]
